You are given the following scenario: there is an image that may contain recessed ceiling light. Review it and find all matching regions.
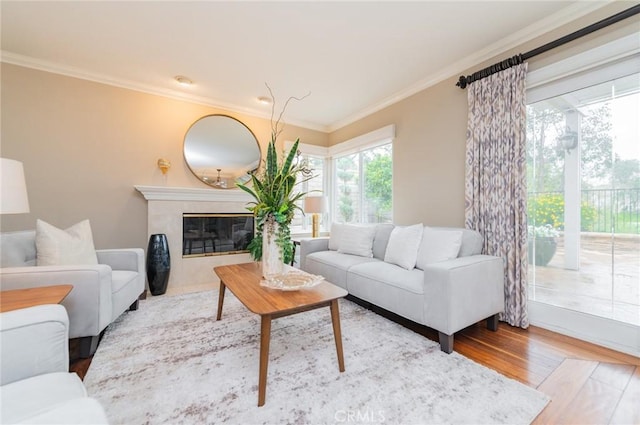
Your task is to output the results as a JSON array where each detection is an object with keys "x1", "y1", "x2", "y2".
[
  {"x1": 174, "y1": 75, "x2": 193, "y2": 86},
  {"x1": 257, "y1": 96, "x2": 272, "y2": 105}
]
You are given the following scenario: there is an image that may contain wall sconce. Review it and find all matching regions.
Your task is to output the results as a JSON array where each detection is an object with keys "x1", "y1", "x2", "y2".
[
  {"x1": 157, "y1": 158, "x2": 171, "y2": 174},
  {"x1": 558, "y1": 128, "x2": 578, "y2": 153}
]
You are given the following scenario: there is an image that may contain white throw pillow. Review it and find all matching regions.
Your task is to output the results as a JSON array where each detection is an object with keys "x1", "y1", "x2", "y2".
[
  {"x1": 337, "y1": 224, "x2": 376, "y2": 257},
  {"x1": 36, "y1": 219, "x2": 99, "y2": 266},
  {"x1": 416, "y1": 227, "x2": 463, "y2": 269},
  {"x1": 384, "y1": 223, "x2": 424, "y2": 270},
  {"x1": 328, "y1": 223, "x2": 347, "y2": 251}
]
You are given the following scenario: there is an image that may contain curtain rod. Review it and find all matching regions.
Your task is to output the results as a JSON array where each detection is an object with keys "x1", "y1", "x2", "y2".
[{"x1": 455, "y1": 4, "x2": 640, "y2": 89}]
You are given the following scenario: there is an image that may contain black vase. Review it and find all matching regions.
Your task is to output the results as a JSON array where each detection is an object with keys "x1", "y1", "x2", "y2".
[{"x1": 146, "y1": 234, "x2": 170, "y2": 296}]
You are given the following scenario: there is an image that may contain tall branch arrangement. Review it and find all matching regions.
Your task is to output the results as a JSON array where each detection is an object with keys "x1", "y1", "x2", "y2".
[{"x1": 236, "y1": 84, "x2": 312, "y2": 264}]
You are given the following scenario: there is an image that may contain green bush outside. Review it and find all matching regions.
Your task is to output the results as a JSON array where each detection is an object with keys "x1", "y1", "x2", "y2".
[{"x1": 528, "y1": 194, "x2": 596, "y2": 231}]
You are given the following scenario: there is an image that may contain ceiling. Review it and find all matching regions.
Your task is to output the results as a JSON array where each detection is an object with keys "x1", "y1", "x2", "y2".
[{"x1": 1, "y1": 1, "x2": 609, "y2": 132}]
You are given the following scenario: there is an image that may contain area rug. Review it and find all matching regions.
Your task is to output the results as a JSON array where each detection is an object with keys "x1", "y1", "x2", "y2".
[{"x1": 84, "y1": 290, "x2": 549, "y2": 424}]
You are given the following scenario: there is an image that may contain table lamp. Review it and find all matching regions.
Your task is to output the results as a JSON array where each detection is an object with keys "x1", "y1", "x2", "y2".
[
  {"x1": 304, "y1": 196, "x2": 327, "y2": 238},
  {"x1": 0, "y1": 158, "x2": 30, "y2": 214}
]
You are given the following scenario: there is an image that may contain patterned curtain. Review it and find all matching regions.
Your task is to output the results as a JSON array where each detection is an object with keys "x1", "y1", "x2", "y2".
[{"x1": 464, "y1": 63, "x2": 529, "y2": 328}]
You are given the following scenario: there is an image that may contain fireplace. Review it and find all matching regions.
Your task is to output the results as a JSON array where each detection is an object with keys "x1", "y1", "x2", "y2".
[
  {"x1": 183, "y1": 213, "x2": 254, "y2": 257},
  {"x1": 136, "y1": 185, "x2": 255, "y2": 291}
]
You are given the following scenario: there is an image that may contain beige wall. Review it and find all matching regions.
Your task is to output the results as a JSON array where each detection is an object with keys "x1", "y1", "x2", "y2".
[
  {"x1": 2, "y1": 2, "x2": 637, "y2": 249},
  {"x1": 330, "y1": 2, "x2": 639, "y2": 227},
  {"x1": 0, "y1": 64, "x2": 328, "y2": 249}
]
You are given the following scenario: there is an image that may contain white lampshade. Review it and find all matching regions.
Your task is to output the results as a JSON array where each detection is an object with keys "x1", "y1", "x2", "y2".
[
  {"x1": 0, "y1": 158, "x2": 30, "y2": 214},
  {"x1": 304, "y1": 196, "x2": 327, "y2": 214}
]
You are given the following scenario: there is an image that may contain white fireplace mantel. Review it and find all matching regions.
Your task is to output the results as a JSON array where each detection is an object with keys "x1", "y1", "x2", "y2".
[{"x1": 134, "y1": 185, "x2": 252, "y2": 202}]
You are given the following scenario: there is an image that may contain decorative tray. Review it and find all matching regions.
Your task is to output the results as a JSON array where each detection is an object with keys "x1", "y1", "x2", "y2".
[{"x1": 260, "y1": 269, "x2": 324, "y2": 291}]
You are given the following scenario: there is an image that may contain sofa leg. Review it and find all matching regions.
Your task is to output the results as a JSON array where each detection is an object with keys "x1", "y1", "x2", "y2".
[
  {"x1": 487, "y1": 314, "x2": 499, "y2": 332},
  {"x1": 438, "y1": 332, "x2": 454, "y2": 354},
  {"x1": 79, "y1": 336, "x2": 99, "y2": 358},
  {"x1": 129, "y1": 299, "x2": 140, "y2": 311}
]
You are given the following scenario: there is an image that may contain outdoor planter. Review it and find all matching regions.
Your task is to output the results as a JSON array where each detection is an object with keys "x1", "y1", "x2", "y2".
[{"x1": 528, "y1": 237, "x2": 557, "y2": 266}]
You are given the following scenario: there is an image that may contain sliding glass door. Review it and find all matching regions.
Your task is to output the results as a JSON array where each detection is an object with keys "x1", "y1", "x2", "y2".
[{"x1": 527, "y1": 72, "x2": 640, "y2": 326}]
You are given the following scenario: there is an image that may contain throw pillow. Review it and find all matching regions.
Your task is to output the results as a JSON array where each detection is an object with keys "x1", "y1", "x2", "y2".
[
  {"x1": 36, "y1": 219, "x2": 99, "y2": 266},
  {"x1": 337, "y1": 224, "x2": 376, "y2": 257},
  {"x1": 416, "y1": 227, "x2": 463, "y2": 269},
  {"x1": 383, "y1": 223, "x2": 424, "y2": 270},
  {"x1": 328, "y1": 223, "x2": 347, "y2": 251}
]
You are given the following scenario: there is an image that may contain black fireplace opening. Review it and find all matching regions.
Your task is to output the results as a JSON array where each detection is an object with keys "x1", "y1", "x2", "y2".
[{"x1": 183, "y1": 213, "x2": 254, "y2": 257}]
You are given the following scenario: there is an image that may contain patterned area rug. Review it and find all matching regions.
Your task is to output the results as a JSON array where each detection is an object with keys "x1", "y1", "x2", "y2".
[{"x1": 84, "y1": 290, "x2": 549, "y2": 424}]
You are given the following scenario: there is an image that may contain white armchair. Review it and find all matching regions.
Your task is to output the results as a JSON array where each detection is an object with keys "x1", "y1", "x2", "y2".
[
  {"x1": 0, "y1": 304, "x2": 109, "y2": 424},
  {"x1": 0, "y1": 230, "x2": 145, "y2": 357}
]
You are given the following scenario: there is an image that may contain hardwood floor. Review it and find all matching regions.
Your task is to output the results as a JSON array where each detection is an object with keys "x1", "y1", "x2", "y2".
[
  {"x1": 456, "y1": 323, "x2": 639, "y2": 425},
  {"x1": 70, "y1": 296, "x2": 639, "y2": 424}
]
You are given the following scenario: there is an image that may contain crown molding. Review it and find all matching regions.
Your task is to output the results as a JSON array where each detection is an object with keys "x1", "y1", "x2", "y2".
[
  {"x1": 1, "y1": 51, "x2": 329, "y2": 133},
  {"x1": 327, "y1": 1, "x2": 613, "y2": 132},
  {"x1": 0, "y1": 1, "x2": 614, "y2": 135}
]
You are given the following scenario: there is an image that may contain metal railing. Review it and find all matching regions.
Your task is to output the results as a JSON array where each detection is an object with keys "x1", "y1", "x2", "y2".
[{"x1": 528, "y1": 188, "x2": 640, "y2": 234}]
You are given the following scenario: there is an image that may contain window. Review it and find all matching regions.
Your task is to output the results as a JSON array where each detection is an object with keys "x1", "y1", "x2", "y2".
[
  {"x1": 290, "y1": 152, "x2": 327, "y2": 233},
  {"x1": 331, "y1": 125, "x2": 395, "y2": 224},
  {"x1": 333, "y1": 143, "x2": 393, "y2": 223},
  {"x1": 288, "y1": 125, "x2": 395, "y2": 234}
]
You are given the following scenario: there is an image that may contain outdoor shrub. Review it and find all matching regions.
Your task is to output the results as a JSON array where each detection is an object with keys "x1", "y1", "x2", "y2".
[
  {"x1": 528, "y1": 193, "x2": 597, "y2": 231},
  {"x1": 528, "y1": 194, "x2": 564, "y2": 228}
]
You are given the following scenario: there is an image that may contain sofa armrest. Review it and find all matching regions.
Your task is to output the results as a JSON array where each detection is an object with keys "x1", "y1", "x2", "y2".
[
  {"x1": 422, "y1": 255, "x2": 504, "y2": 335},
  {"x1": 299, "y1": 237, "x2": 330, "y2": 270},
  {"x1": 0, "y1": 265, "x2": 113, "y2": 339},
  {"x1": 97, "y1": 248, "x2": 144, "y2": 274},
  {"x1": 0, "y1": 305, "x2": 69, "y2": 385}
]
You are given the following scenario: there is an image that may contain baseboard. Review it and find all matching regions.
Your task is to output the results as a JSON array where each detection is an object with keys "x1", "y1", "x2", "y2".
[{"x1": 529, "y1": 300, "x2": 640, "y2": 358}]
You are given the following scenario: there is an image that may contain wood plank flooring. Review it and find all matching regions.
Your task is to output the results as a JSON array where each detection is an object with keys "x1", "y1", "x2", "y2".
[
  {"x1": 454, "y1": 322, "x2": 639, "y2": 425},
  {"x1": 71, "y1": 296, "x2": 639, "y2": 424}
]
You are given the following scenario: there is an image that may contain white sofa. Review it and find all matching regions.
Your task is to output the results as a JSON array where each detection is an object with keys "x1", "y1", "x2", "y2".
[
  {"x1": 300, "y1": 224, "x2": 505, "y2": 353},
  {"x1": 0, "y1": 304, "x2": 109, "y2": 424},
  {"x1": 0, "y1": 230, "x2": 145, "y2": 357}
]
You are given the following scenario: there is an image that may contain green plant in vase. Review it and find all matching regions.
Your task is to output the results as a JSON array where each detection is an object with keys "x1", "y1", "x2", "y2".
[{"x1": 236, "y1": 86, "x2": 312, "y2": 277}]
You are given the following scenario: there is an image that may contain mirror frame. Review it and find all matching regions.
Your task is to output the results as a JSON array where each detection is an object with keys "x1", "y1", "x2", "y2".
[{"x1": 183, "y1": 114, "x2": 261, "y2": 189}]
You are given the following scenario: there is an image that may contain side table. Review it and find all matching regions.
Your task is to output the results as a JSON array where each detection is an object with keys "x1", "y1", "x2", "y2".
[
  {"x1": 0, "y1": 285, "x2": 73, "y2": 313},
  {"x1": 291, "y1": 238, "x2": 301, "y2": 266}
]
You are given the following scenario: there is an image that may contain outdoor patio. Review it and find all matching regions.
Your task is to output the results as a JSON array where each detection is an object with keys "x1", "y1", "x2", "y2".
[{"x1": 528, "y1": 233, "x2": 640, "y2": 326}]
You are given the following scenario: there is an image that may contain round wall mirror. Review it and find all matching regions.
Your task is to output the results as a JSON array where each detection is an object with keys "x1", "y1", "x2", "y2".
[{"x1": 183, "y1": 114, "x2": 261, "y2": 189}]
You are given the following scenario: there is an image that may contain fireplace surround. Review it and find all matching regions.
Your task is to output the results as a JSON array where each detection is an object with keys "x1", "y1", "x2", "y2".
[{"x1": 135, "y1": 185, "x2": 254, "y2": 291}]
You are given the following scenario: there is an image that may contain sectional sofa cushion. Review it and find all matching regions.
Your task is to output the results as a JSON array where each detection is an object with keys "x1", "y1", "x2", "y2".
[
  {"x1": 347, "y1": 261, "x2": 425, "y2": 323},
  {"x1": 372, "y1": 223, "x2": 395, "y2": 260},
  {"x1": 303, "y1": 250, "x2": 378, "y2": 289},
  {"x1": 442, "y1": 227, "x2": 484, "y2": 257},
  {"x1": 416, "y1": 227, "x2": 463, "y2": 269},
  {"x1": 384, "y1": 223, "x2": 423, "y2": 270},
  {"x1": 0, "y1": 230, "x2": 37, "y2": 267}
]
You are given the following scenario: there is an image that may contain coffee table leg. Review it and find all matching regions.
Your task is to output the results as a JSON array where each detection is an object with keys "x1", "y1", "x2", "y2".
[
  {"x1": 330, "y1": 300, "x2": 345, "y2": 372},
  {"x1": 216, "y1": 281, "x2": 226, "y2": 321},
  {"x1": 258, "y1": 314, "x2": 272, "y2": 407}
]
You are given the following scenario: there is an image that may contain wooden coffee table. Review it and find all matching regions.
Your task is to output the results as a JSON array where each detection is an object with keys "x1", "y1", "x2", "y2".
[
  {"x1": 214, "y1": 262, "x2": 348, "y2": 406},
  {"x1": 0, "y1": 284, "x2": 73, "y2": 313}
]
